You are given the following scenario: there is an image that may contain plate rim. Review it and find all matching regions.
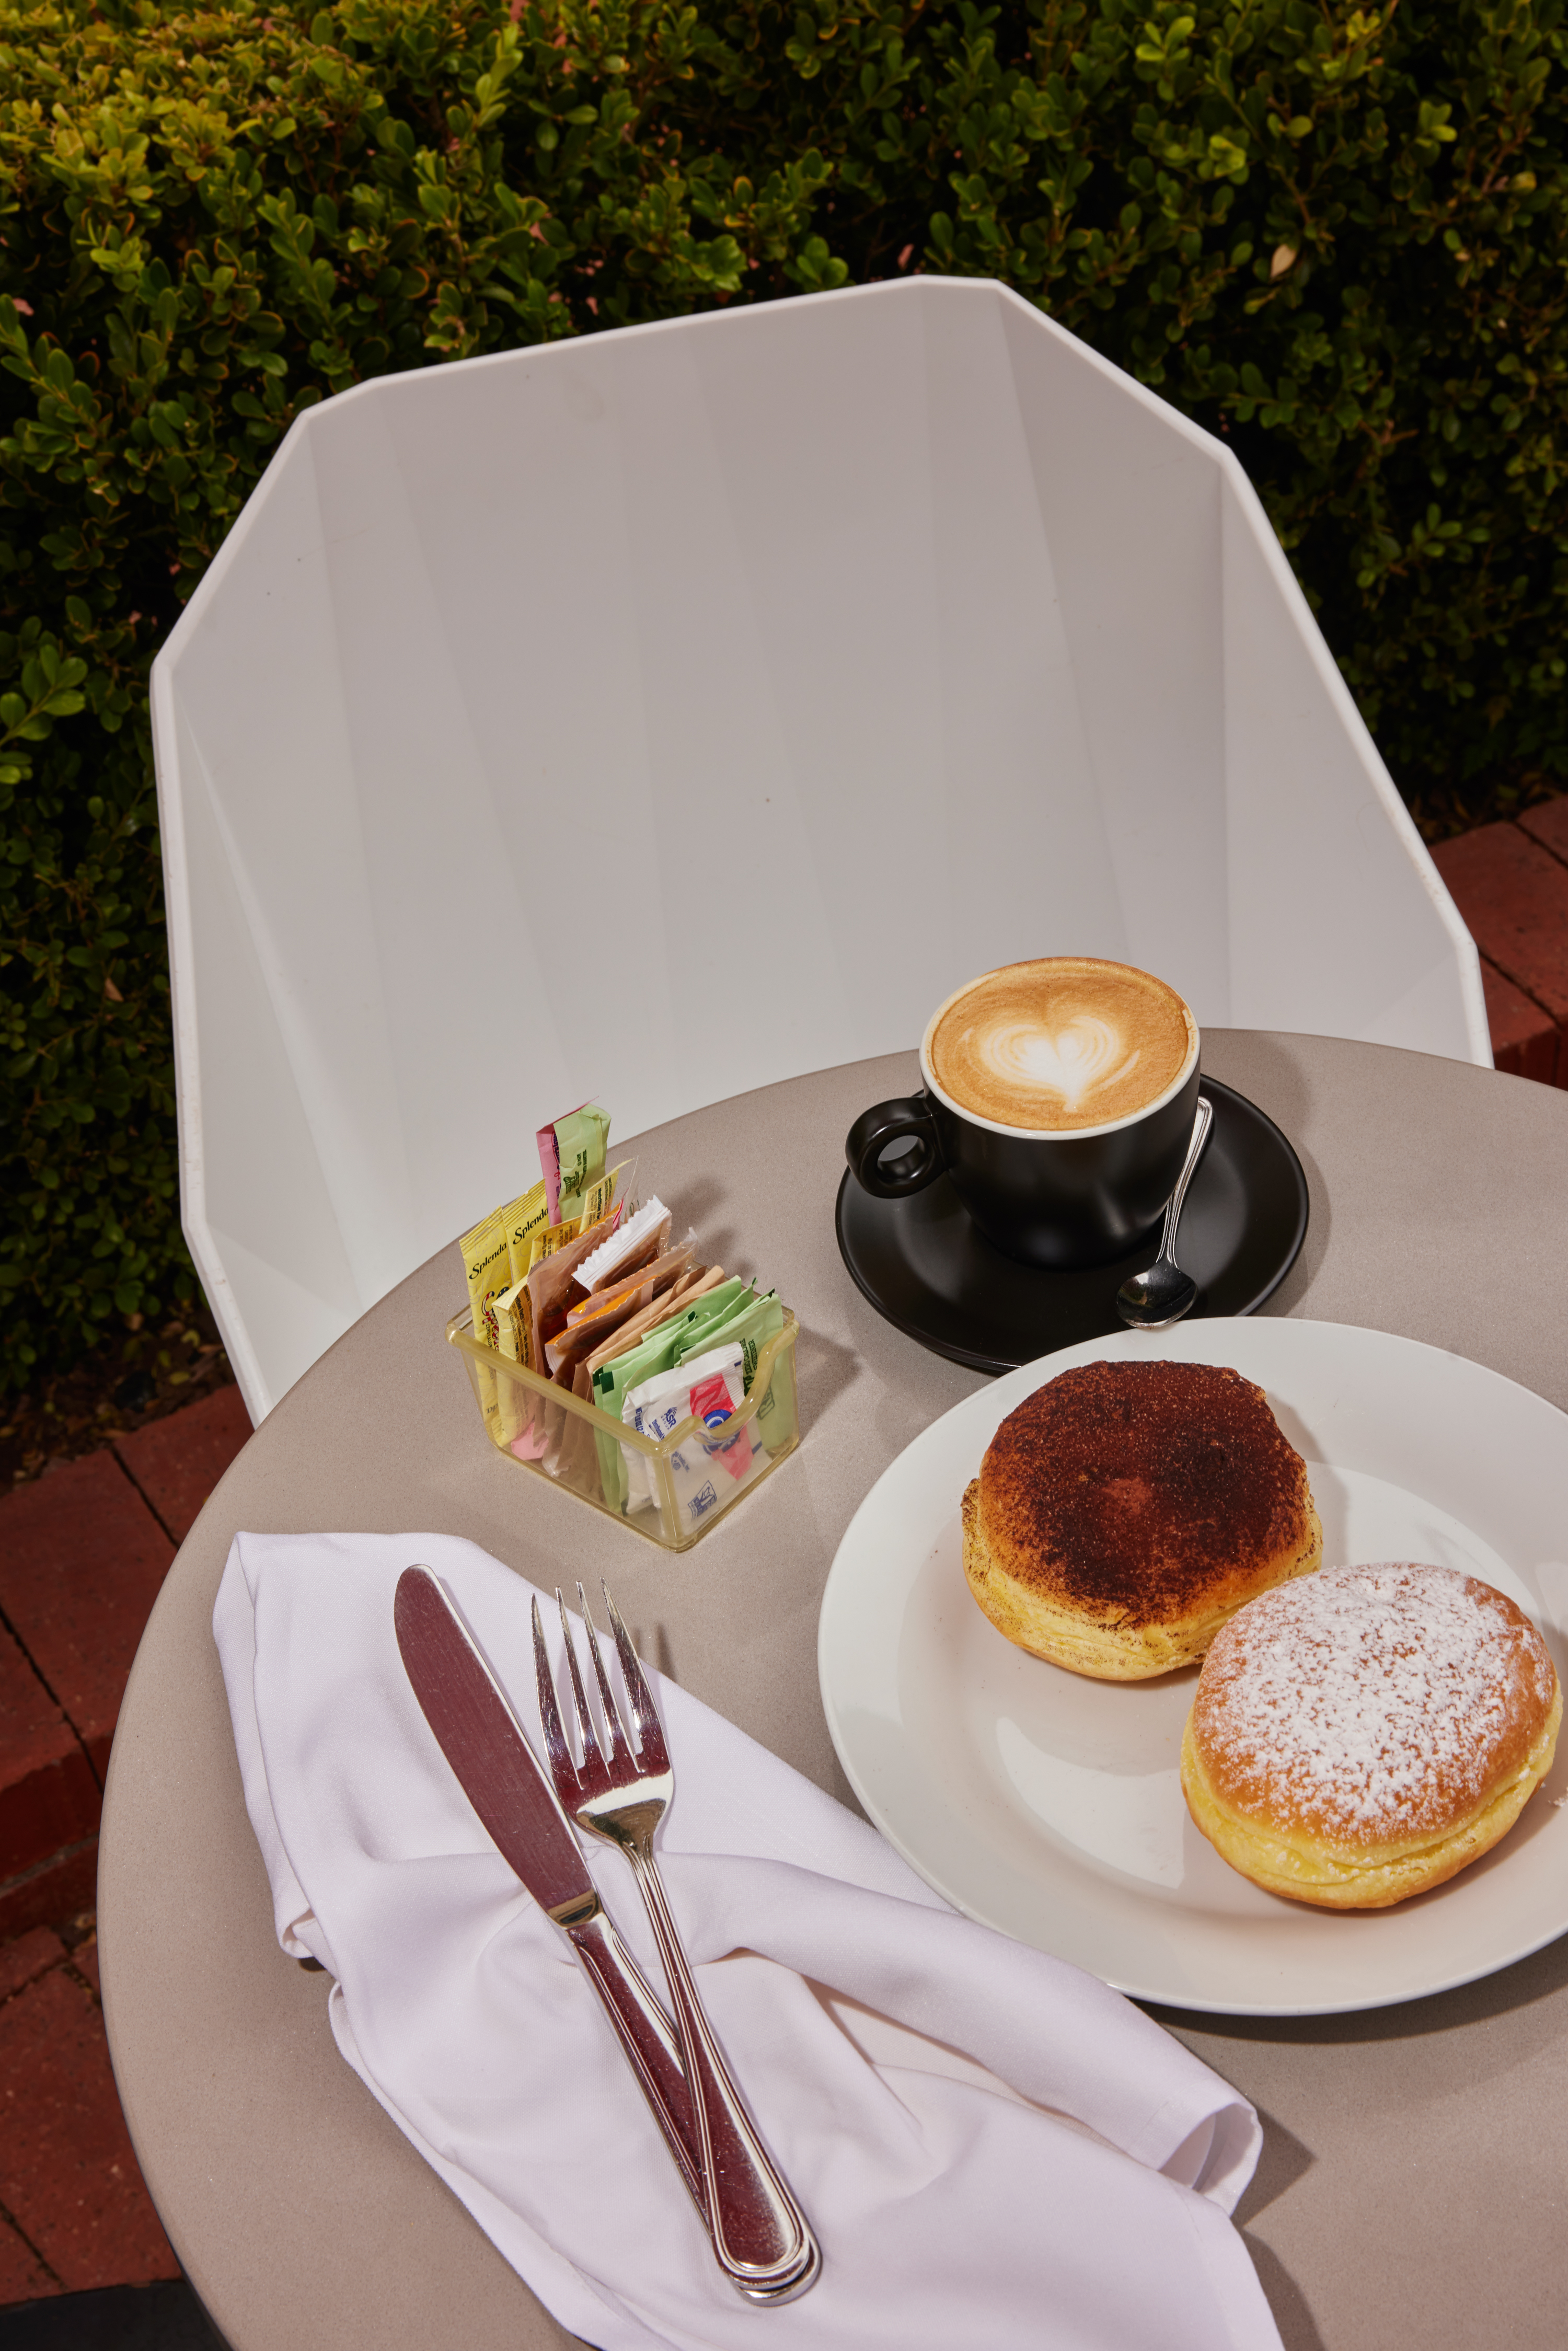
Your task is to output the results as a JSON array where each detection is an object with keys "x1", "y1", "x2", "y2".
[
  {"x1": 833, "y1": 1075, "x2": 1310, "y2": 1374},
  {"x1": 818, "y1": 1316, "x2": 1568, "y2": 2018}
]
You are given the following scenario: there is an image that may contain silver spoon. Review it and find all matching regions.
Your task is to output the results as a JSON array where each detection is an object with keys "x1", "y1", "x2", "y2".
[{"x1": 1116, "y1": 1096, "x2": 1213, "y2": 1330}]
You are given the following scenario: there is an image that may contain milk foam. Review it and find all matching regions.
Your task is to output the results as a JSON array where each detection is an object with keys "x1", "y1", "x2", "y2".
[
  {"x1": 927, "y1": 958, "x2": 1193, "y2": 1133},
  {"x1": 982, "y1": 1015, "x2": 1140, "y2": 1116}
]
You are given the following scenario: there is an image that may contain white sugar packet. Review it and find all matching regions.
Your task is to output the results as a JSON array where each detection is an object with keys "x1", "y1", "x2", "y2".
[
  {"x1": 576, "y1": 1195, "x2": 671, "y2": 1293},
  {"x1": 621, "y1": 1342, "x2": 760, "y2": 1522}
]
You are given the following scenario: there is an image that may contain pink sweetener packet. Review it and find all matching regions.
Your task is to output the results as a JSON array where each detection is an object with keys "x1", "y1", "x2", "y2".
[
  {"x1": 685, "y1": 1372, "x2": 754, "y2": 1481},
  {"x1": 535, "y1": 1100, "x2": 608, "y2": 1228}
]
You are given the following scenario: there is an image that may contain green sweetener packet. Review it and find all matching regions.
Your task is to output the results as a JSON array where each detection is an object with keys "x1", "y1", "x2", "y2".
[
  {"x1": 552, "y1": 1103, "x2": 611, "y2": 1227},
  {"x1": 677, "y1": 1288, "x2": 794, "y2": 1451},
  {"x1": 591, "y1": 1280, "x2": 752, "y2": 1510}
]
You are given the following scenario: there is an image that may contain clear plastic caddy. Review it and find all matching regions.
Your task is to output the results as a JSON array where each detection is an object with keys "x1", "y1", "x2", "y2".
[{"x1": 446, "y1": 1306, "x2": 801, "y2": 1552}]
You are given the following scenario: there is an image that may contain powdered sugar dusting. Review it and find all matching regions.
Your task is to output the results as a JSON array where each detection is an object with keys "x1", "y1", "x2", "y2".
[{"x1": 1195, "y1": 1563, "x2": 1556, "y2": 1845}]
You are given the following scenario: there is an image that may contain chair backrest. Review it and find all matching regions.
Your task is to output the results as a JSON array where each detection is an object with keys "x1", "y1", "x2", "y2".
[{"x1": 153, "y1": 276, "x2": 1487, "y2": 1418}]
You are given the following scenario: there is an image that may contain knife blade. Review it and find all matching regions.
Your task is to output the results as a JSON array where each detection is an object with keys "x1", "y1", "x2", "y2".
[{"x1": 393, "y1": 1565, "x2": 704, "y2": 2209}]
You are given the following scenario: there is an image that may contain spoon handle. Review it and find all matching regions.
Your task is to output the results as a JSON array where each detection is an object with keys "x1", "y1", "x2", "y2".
[{"x1": 1160, "y1": 1095, "x2": 1213, "y2": 1261}]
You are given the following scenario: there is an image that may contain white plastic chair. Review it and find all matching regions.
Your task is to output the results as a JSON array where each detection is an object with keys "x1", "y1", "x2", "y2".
[{"x1": 152, "y1": 276, "x2": 1488, "y2": 1420}]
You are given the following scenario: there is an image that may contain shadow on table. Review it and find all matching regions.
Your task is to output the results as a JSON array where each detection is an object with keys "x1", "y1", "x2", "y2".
[
  {"x1": 663, "y1": 1176, "x2": 733, "y2": 1270},
  {"x1": 642, "y1": 1168, "x2": 864, "y2": 1431},
  {"x1": 1233, "y1": 2108, "x2": 1314, "y2": 2223},
  {"x1": 1240, "y1": 2228, "x2": 1328, "y2": 2351},
  {"x1": 1216, "y1": 1029, "x2": 1318, "y2": 1151},
  {"x1": 1227, "y1": 2112, "x2": 1324, "y2": 2351},
  {"x1": 1221, "y1": 1030, "x2": 1331, "y2": 1318},
  {"x1": 0, "y1": 2281, "x2": 224, "y2": 2350},
  {"x1": 797, "y1": 1326, "x2": 860, "y2": 1430}
]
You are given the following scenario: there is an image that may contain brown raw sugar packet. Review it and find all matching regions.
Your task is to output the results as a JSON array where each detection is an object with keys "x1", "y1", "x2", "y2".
[
  {"x1": 523, "y1": 1211, "x2": 621, "y2": 1374},
  {"x1": 547, "y1": 1239, "x2": 698, "y2": 1374},
  {"x1": 549, "y1": 1360, "x2": 603, "y2": 1491}
]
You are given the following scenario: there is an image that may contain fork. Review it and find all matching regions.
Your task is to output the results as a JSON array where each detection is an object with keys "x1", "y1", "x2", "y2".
[{"x1": 533, "y1": 1583, "x2": 821, "y2": 2304}]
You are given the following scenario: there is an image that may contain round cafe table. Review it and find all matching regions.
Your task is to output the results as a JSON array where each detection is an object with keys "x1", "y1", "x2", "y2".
[{"x1": 98, "y1": 1031, "x2": 1568, "y2": 2351}]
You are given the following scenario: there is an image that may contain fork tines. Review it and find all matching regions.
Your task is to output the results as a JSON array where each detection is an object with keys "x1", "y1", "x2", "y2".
[
  {"x1": 601, "y1": 1588, "x2": 670, "y2": 1772},
  {"x1": 532, "y1": 1582, "x2": 670, "y2": 1797}
]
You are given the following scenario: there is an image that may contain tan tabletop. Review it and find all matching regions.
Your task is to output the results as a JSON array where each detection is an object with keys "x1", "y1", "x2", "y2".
[{"x1": 99, "y1": 1032, "x2": 1568, "y2": 2351}]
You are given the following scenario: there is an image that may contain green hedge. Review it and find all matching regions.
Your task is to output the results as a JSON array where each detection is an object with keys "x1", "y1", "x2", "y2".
[{"x1": 4, "y1": 0, "x2": 1567, "y2": 1387}]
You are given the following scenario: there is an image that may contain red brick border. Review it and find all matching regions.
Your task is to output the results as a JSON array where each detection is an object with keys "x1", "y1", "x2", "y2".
[
  {"x1": 0, "y1": 1386, "x2": 252, "y2": 2310},
  {"x1": 1432, "y1": 801, "x2": 1568, "y2": 1083},
  {"x1": 0, "y1": 1940, "x2": 179, "y2": 2294},
  {"x1": 0, "y1": 1389, "x2": 250, "y2": 1939}
]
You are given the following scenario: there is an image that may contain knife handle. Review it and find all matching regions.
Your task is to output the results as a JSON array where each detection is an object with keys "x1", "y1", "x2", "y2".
[{"x1": 567, "y1": 1912, "x2": 706, "y2": 2214}]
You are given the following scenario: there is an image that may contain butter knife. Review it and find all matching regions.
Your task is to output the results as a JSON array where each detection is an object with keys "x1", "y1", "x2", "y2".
[{"x1": 393, "y1": 1566, "x2": 704, "y2": 2213}]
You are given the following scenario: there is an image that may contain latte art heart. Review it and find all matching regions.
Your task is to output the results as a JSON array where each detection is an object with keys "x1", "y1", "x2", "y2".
[
  {"x1": 985, "y1": 1016, "x2": 1139, "y2": 1113},
  {"x1": 928, "y1": 956, "x2": 1195, "y2": 1133}
]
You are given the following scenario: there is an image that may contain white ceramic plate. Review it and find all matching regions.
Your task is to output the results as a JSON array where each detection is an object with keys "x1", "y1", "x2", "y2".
[{"x1": 818, "y1": 1319, "x2": 1568, "y2": 2016}]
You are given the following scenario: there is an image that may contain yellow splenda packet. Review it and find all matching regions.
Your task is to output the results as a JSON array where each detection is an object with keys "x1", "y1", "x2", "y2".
[
  {"x1": 505, "y1": 1180, "x2": 550, "y2": 1286},
  {"x1": 493, "y1": 1273, "x2": 533, "y2": 1443},
  {"x1": 528, "y1": 1216, "x2": 582, "y2": 1269},
  {"x1": 582, "y1": 1157, "x2": 635, "y2": 1235},
  {"x1": 526, "y1": 1157, "x2": 635, "y2": 1271},
  {"x1": 458, "y1": 1204, "x2": 513, "y2": 1415}
]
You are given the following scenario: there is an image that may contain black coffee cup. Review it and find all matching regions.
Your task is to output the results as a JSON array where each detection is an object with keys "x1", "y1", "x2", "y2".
[{"x1": 846, "y1": 970, "x2": 1201, "y2": 1270}]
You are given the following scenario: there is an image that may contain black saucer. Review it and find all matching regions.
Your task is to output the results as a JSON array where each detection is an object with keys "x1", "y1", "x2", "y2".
[{"x1": 834, "y1": 1077, "x2": 1308, "y2": 1374}]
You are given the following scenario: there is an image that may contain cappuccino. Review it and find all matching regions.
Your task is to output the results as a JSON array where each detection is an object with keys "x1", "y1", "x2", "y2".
[{"x1": 926, "y1": 958, "x2": 1195, "y2": 1134}]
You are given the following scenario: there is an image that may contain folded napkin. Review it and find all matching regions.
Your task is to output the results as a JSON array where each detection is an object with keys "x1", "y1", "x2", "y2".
[{"x1": 215, "y1": 1531, "x2": 1283, "y2": 2351}]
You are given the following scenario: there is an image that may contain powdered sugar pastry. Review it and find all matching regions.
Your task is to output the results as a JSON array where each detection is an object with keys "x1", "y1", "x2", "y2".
[{"x1": 1193, "y1": 1562, "x2": 1557, "y2": 1846}]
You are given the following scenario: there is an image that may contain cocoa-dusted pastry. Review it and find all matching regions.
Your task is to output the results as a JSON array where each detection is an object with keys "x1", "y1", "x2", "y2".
[
  {"x1": 1181, "y1": 1561, "x2": 1561, "y2": 1909},
  {"x1": 961, "y1": 1358, "x2": 1321, "y2": 1679}
]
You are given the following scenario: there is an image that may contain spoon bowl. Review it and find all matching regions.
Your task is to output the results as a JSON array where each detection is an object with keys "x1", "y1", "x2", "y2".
[{"x1": 1117, "y1": 1260, "x2": 1198, "y2": 1329}]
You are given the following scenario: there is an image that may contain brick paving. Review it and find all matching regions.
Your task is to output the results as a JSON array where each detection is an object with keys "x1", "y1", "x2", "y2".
[
  {"x1": 0, "y1": 1386, "x2": 251, "y2": 2312},
  {"x1": 1432, "y1": 791, "x2": 1568, "y2": 1083},
  {"x1": 0, "y1": 1456, "x2": 176, "y2": 1788},
  {"x1": 0, "y1": 1636, "x2": 98, "y2": 1893},
  {"x1": 0, "y1": 1963, "x2": 177, "y2": 2291},
  {"x1": 113, "y1": 1387, "x2": 253, "y2": 1550}
]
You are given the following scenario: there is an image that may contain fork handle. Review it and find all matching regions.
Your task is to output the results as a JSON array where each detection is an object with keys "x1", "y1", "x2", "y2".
[
  {"x1": 628, "y1": 1849, "x2": 821, "y2": 2299},
  {"x1": 566, "y1": 1913, "x2": 706, "y2": 2216}
]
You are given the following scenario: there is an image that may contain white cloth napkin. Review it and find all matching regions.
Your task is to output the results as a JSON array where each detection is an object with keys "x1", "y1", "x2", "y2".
[{"x1": 214, "y1": 1530, "x2": 1283, "y2": 2351}]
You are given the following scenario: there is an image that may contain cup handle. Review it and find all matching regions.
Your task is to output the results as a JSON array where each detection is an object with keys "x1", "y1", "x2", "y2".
[{"x1": 846, "y1": 1096, "x2": 944, "y2": 1200}]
